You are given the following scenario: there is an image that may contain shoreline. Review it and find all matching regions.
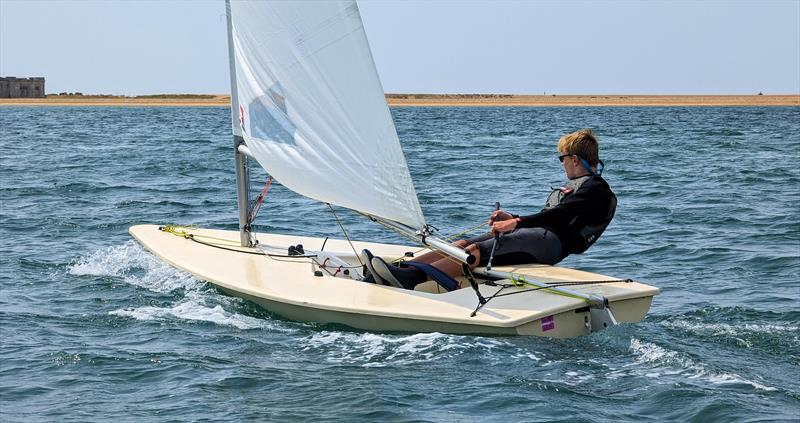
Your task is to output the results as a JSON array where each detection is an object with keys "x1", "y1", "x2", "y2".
[{"x1": 1, "y1": 94, "x2": 797, "y2": 107}]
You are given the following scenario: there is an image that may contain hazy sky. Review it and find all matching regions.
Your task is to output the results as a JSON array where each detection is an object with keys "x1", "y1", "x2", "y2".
[{"x1": 1, "y1": 0, "x2": 798, "y2": 95}]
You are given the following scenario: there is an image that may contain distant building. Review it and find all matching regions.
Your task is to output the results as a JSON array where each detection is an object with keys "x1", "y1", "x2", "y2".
[{"x1": 0, "y1": 77, "x2": 45, "y2": 98}]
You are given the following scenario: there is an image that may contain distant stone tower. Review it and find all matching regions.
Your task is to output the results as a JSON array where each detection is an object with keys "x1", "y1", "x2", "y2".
[{"x1": 0, "y1": 77, "x2": 45, "y2": 98}]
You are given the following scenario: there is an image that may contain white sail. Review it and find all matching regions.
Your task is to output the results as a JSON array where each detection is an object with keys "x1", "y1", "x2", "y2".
[{"x1": 227, "y1": 0, "x2": 425, "y2": 229}]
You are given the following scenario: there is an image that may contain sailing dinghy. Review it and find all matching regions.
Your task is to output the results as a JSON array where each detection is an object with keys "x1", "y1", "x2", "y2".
[{"x1": 130, "y1": 0, "x2": 659, "y2": 338}]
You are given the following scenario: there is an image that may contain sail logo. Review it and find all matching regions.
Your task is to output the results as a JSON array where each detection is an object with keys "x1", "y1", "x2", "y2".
[{"x1": 239, "y1": 105, "x2": 246, "y2": 132}]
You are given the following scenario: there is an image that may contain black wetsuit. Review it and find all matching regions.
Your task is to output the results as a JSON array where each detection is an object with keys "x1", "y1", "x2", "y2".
[
  {"x1": 467, "y1": 174, "x2": 616, "y2": 266},
  {"x1": 516, "y1": 174, "x2": 616, "y2": 259}
]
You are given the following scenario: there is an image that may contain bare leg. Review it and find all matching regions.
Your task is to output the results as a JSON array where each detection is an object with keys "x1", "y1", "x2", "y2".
[
  {"x1": 412, "y1": 239, "x2": 469, "y2": 264},
  {"x1": 374, "y1": 242, "x2": 481, "y2": 290},
  {"x1": 425, "y1": 244, "x2": 481, "y2": 279},
  {"x1": 387, "y1": 241, "x2": 479, "y2": 289}
]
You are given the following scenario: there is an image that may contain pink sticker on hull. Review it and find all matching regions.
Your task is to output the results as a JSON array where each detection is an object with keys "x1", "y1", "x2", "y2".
[{"x1": 541, "y1": 315, "x2": 555, "y2": 332}]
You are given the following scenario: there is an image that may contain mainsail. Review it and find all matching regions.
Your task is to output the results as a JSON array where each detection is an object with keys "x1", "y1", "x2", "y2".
[{"x1": 226, "y1": 0, "x2": 425, "y2": 229}]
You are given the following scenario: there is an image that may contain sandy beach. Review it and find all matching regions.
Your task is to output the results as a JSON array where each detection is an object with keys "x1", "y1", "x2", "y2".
[
  {"x1": 386, "y1": 94, "x2": 800, "y2": 107},
  {"x1": 0, "y1": 95, "x2": 231, "y2": 107},
  {"x1": 0, "y1": 94, "x2": 797, "y2": 107}
]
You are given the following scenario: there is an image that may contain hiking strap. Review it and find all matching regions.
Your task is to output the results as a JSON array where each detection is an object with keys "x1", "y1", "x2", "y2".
[{"x1": 402, "y1": 261, "x2": 460, "y2": 292}]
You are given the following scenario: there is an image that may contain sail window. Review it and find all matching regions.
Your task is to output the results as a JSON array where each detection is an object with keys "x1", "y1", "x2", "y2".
[{"x1": 248, "y1": 83, "x2": 296, "y2": 145}]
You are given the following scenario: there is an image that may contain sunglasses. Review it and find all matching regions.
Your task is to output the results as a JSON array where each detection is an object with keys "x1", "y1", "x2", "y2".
[{"x1": 558, "y1": 154, "x2": 574, "y2": 162}]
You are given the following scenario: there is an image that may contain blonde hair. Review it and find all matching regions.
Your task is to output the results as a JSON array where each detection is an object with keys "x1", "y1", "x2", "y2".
[{"x1": 557, "y1": 129, "x2": 600, "y2": 166}]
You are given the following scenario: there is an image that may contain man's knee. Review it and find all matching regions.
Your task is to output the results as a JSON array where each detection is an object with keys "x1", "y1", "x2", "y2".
[
  {"x1": 454, "y1": 239, "x2": 468, "y2": 248},
  {"x1": 466, "y1": 244, "x2": 480, "y2": 267}
]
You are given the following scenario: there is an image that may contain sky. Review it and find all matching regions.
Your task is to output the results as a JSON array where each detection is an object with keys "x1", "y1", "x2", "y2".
[{"x1": 1, "y1": 0, "x2": 798, "y2": 95}]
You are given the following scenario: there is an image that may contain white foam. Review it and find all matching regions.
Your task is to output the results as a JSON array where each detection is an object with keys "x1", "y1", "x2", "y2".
[
  {"x1": 302, "y1": 331, "x2": 454, "y2": 366},
  {"x1": 560, "y1": 370, "x2": 595, "y2": 385},
  {"x1": 301, "y1": 331, "x2": 539, "y2": 367},
  {"x1": 661, "y1": 320, "x2": 800, "y2": 349},
  {"x1": 628, "y1": 338, "x2": 776, "y2": 391},
  {"x1": 51, "y1": 352, "x2": 82, "y2": 366},
  {"x1": 68, "y1": 241, "x2": 144, "y2": 277},
  {"x1": 69, "y1": 240, "x2": 200, "y2": 293},
  {"x1": 109, "y1": 291, "x2": 287, "y2": 331},
  {"x1": 662, "y1": 320, "x2": 799, "y2": 338},
  {"x1": 76, "y1": 242, "x2": 295, "y2": 332}
]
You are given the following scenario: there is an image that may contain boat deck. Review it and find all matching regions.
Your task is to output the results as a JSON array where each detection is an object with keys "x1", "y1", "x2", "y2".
[{"x1": 130, "y1": 224, "x2": 659, "y2": 337}]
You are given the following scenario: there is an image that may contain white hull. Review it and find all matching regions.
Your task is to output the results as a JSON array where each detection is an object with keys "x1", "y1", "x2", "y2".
[{"x1": 130, "y1": 225, "x2": 659, "y2": 338}]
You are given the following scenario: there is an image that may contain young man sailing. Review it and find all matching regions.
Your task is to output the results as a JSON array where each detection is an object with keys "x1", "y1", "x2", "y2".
[{"x1": 363, "y1": 129, "x2": 617, "y2": 291}]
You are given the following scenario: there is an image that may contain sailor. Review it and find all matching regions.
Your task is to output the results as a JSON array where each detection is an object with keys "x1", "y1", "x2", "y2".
[{"x1": 365, "y1": 128, "x2": 617, "y2": 290}]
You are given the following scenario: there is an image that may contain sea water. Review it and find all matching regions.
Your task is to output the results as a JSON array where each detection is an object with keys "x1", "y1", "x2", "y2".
[{"x1": 1, "y1": 106, "x2": 798, "y2": 421}]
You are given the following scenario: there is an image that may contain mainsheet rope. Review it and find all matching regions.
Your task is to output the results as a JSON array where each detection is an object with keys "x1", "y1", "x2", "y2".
[
  {"x1": 367, "y1": 216, "x2": 634, "y2": 314},
  {"x1": 470, "y1": 277, "x2": 632, "y2": 316}
]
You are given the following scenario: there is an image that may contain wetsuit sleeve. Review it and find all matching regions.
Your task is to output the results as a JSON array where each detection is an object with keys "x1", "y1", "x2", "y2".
[{"x1": 516, "y1": 180, "x2": 604, "y2": 229}]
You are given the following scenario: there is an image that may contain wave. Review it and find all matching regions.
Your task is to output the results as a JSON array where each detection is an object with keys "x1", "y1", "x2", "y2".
[
  {"x1": 657, "y1": 307, "x2": 800, "y2": 354},
  {"x1": 299, "y1": 331, "x2": 541, "y2": 368},
  {"x1": 627, "y1": 338, "x2": 776, "y2": 391},
  {"x1": 689, "y1": 128, "x2": 746, "y2": 137},
  {"x1": 70, "y1": 241, "x2": 302, "y2": 333},
  {"x1": 109, "y1": 292, "x2": 282, "y2": 331},
  {"x1": 68, "y1": 240, "x2": 200, "y2": 293},
  {"x1": 662, "y1": 319, "x2": 798, "y2": 339}
]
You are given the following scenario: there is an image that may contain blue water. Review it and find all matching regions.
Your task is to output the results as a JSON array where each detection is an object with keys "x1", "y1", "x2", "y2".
[{"x1": 1, "y1": 106, "x2": 798, "y2": 421}]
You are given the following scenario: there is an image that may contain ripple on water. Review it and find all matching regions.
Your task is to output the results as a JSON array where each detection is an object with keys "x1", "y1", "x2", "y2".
[
  {"x1": 2, "y1": 106, "x2": 799, "y2": 421},
  {"x1": 625, "y1": 338, "x2": 777, "y2": 392}
]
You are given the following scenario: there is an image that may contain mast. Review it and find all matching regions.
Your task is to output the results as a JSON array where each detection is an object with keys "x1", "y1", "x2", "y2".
[{"x1": 225, "y1": 0, "x2": 253, "y2": 247}]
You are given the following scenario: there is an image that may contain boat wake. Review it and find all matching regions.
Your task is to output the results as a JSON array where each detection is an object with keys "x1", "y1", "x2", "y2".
[
  {"x1": 624, "y1": 338, "x2": 776, "y2": 391},
  {"x1": 68, "y1": 241, "x2": 295, "y2": 332},
  {"x1": 68, "y1": 244, "x2": 784, "y2": 394},
  {"x1": 300, "y1": 331, "x2": 541, "y2": 367},
  {"x1": 68, "y1": 240, "x2": 199, "y2": 293},
  {"x1": 660, "y1": 319, "x2": 799, "y2": 349},
  {"x1": 108, "y1": 291, "x2": 271, "y2": 330}
]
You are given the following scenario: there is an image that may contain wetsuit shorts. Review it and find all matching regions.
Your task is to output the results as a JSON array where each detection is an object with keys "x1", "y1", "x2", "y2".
[{"x1": 466, "y1": 228, "x2": 562, "y2": 267}]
